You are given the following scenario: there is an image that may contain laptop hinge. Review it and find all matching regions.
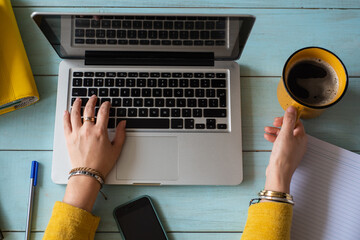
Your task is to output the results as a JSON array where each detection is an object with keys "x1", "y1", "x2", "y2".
[{"x1": 85, "y1": 51, "x2": 214, "y2": 66}]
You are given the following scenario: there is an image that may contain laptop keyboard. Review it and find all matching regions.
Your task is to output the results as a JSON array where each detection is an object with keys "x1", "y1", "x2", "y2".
[
  {"x1": 73, "y1": 16, "x2": 227, "y2": 47},
  {"x1": 70, "y1": 70, "x2": 229, "y2": 132}
]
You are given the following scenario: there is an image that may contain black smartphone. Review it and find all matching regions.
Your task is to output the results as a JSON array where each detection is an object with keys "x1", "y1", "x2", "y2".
[{"x1": 113, "y1": 195, "x2": 169, "y2": 240}]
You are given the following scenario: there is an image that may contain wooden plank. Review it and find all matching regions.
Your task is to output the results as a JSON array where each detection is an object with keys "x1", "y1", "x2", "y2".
[
  {"x1": 12, "y1": 8, "x2": 360, "y2": 77},
  {"x1": 0, "y1": 151, "x2": 267, "y2": 232},
  {"x1": 10, "y1": 0, "x2": 360, "y2": 9},
  {"x1": 0, "y1": 232, "x2": 242, "y2": 240},
  {"x1": 1, "y1": 77, "x2": 359, "y2": 151},
  {"x1": 0, "y1": 76, "x2": 56, "y2": 150}
]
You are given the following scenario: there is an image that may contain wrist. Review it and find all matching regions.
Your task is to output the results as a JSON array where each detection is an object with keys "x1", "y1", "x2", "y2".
[
  {"x1": 63, "y1": 175, "x2": 101, "y2": 212},
  {"x1": 265, "y1": 167, "x2": 292, "y2": 193}
]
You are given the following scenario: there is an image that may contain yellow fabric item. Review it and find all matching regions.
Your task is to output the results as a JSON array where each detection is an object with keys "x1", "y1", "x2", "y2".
[
  {"x1": 43, "y1": 201, "x2": 100, "y2": 240},
  {"x1": 0, "y1": 0, "x2": 39, "y2": 115},
  {"x1": 241, "y1": 202, "x2": 293, "y2": 240}
]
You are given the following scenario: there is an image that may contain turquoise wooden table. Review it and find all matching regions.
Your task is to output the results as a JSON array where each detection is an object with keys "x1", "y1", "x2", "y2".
[{"x1": 1, "y1": 0, "x2": 360, "y2": 239}]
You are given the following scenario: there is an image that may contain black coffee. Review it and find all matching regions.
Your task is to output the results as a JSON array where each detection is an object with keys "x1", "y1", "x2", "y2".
[{"x1": 287, "y1": 58, "x2": 339, "y2": 106}]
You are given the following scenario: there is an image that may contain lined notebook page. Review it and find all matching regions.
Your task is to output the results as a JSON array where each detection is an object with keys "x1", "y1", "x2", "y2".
[{"x1": 290, "y1": 135, "x2": 360, "y2": 239}]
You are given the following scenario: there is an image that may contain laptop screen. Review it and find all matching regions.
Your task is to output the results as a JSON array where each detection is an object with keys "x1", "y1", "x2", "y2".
[{"x1": 32, "y1": 13, "x2": 255, "y2": 61}]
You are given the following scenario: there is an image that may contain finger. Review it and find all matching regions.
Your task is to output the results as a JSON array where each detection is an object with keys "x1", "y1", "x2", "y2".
[
  {"x1": 279, "y1": 106, "x2": 297, "y2": 136},
  {"x1": 264, "y1": 126, "x2": 281, "y2": 136},
  {"x1": 293, "y1": 120, "x2": 306, "y2": 136},
  {"x1": 264, "y1": 133, "x2": 277, "y2": 143},
  {"x1": 70, "y1": 98, "x2": 83, "y2": 130},
  {"x1": 112, "y1": 120, "x2": 126, "y2": 149},
  {"x1": 63, "y1": 110, "x2": 72, "y2": 135},
  {"x1": 273, "y1": 117, "x2": 283, "y2": 128},
  {"x1": 96, "y1": 101, "x2": 111, "y2": 130},
  {"x1": 83, "y1": 95, "x2": 97, "y2": 124}
]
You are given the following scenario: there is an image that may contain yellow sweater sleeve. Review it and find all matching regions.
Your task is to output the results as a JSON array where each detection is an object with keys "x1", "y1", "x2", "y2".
[
  {"x1": 43, "y1": 201, "x2": 100, "y2": 240},
  {"x1": 241, "y1": 202, "x2": 293, "y2": 240}
]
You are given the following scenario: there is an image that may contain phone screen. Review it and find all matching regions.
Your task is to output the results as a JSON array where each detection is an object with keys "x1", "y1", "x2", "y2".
[{"x1": 114, "y1": 196, "x2": 168, "y2": 240}]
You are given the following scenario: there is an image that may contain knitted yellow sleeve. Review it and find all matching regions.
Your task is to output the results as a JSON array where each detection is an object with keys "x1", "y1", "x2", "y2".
[
  {"x1": 241, "y1": 202, "x2": 293, "y2": 240},
  {"x1": 43, "y1": 201, "x2": 100, "y2": 240}
]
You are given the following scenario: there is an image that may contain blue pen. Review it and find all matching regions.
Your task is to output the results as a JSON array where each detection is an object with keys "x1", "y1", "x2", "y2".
[{"x1": 25, "y1": 161, "x2": 38, "y2": 240}]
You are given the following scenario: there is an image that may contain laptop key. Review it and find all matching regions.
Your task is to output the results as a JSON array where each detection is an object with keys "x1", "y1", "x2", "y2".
[
  {"x1": 110, "y1": 88, "x2": 119, "y2": 97},
  {"x1": 75, "y1": 19, "x2": 90, "y2": 28},
  {"x1": 123, "y1": 98, "x2": 132, "y2": 106},
  {"x1": 119, "y1": 118, "x2": 169, "y2": 129},
  {"x1": 160, "y1": 108, "x2": 170, "y2": 117},
  {"x1": 139, "y1": 108, "x2": 148, "y2": 117},
  {"x1": 72, "y1": 88, "x2": 86, "y2": 96},
  {"x1": 206, "y1": 119, "x2": 216, "y2": 129},
  {"x1": 128, "y1": 108, "x2": 137, "y2": 117},
  {"x1": 150, "y1": 108, "x2": 159, "y2": 117},
  {"x1": 72, "y1": 78, "x2": 82, "y2": 86},
  {"x1": 171, "y1": 119, "x2": 183, "y2": 129},
  {"x1": 185, "y1": 119, "x2": 195, "y2": 129},
  {"x1": 217, "y1": 89, "x2": 227, "y2": 107},
  {"x1": 94, "y1": 78, "x2": 104, "y2": 86},
  {"x1": 96, "y1": 30, "x2": 105, "y2": 38},
  {"x1": 171, "y1": 109, "x2": 180, "y2": 117},
  {"x1": 204, "y1": 109, "x2": 226, "y2": 118},
  {"x1": 193, "y1": 109, "x2": 202, "y2": 117},
  {"x1": 212, "y1": 79, "x2": 226, "y2": 88},
  {"x1": 216, "y1": 40, "x2": 226, "y2": 46},
  {"x1": 97, "y1": 39, "x2": 106, "y2": 44},
  {"x1": 105, "y1": 78, "x2": 114, "y2": 87},
  {"x1": 84, "y1": 72, "x2": 94, "y2": 77},
  {"x1": 88, "y1": 88, "x2": 97, "y2": 96},
  {"x1": 118, "y1": 39, "x2": 128, "y2": 45},
  {"x1": 75, "y1": 39, "x2": 84, "y2": 44},
  {"x1": 112, "y1": 20, "x2": 121, "y2": 28},
  {"x1": 112, "y1": 98, "x2": 121, "y2": 107},
  {"x1": 99, "y1": 88, "x2": 108, "y2": 96},
  {"x1": 217, "y1": 124, "x2": 227, "y2": 129},
  {"x1": 91, "y1": 20, "x2": 100, "y2": 28},
  {"x1": 75, "y1": 29, "x2": 84, "y2": 37},
  {"x1": 115, "y1": 78, "x2": 125, "y2": 87},
  {"x1": 182, "y1": 109, "x2": 191, "y2": 117},
  {"x1": 196, "y1": 123, "x2": 205, "y2": 129},
  {"x1": 117, "y1": 108, "x2": 126, "y2": 117},
  {"x1": 205, "y1": 40, "x2": 214, "y2": 46},
  {"x1": 147, "y1": 78, "x2": 156, "y2": 87},
  {"x1": 211, "y1": 31, "x2": 225, "y2": 39},
  {"x1": 102, "y1": 20, "x2": 111, "y2": 28}
]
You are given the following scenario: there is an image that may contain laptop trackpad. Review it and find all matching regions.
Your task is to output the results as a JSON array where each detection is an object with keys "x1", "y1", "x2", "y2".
[{"x1": 116, "y1": 136, "x2": 179, "y2": 182}]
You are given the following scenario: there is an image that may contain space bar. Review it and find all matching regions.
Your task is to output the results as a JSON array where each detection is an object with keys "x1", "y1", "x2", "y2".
[{"x1": 120, "y1": 118, "x2": 170, "y2": 129}]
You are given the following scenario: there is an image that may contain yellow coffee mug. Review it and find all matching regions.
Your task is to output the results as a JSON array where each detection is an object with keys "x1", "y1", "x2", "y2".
[{"x1": 277, "y1": 47, "x2": 348, "y2": 120}]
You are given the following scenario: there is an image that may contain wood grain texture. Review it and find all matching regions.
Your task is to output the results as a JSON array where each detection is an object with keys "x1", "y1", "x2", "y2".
[
  {"x1": 0, "y1": 232, "x2": 242, "y2": 240},
  {"x1": 10, "y1": 0, "x2": 360, "y2": 9},
  {"x1": 1, "y1": 77, "x2": 359, "y2": 151},
  {"x1": 0, "y1": 151, "x2": 267, "y2": 232},
  {"x1": 12, "y1": 8, "x2": 360, "y2": 77}
]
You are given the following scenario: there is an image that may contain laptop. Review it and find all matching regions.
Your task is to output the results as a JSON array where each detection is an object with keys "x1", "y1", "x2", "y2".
[{"x1": 31, "y1": 13, "x2": 255, "y2": 185}]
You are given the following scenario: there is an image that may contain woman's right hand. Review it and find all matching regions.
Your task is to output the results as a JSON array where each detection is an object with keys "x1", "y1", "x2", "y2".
[{"x1": 263, "y1": 106, "x2": 307, "y2": 193}]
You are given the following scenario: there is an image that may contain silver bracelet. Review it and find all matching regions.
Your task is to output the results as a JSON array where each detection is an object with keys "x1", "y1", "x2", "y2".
[
  {"x1": 68, "y1": 170, "x2": 104, "y2": 189},
  {"x1": 259, "y1": 195, "x2": 295, "y2": 205}
]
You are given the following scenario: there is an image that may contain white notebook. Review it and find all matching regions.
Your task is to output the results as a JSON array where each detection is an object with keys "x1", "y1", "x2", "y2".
[{"x1": 291, "y1": 135, "x2": 360, "y2": 239}]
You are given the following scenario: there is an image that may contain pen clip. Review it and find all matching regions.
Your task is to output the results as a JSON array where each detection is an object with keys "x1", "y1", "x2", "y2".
[{"x1": 30, "y1": 161, "x2": 39, "y2": 186}]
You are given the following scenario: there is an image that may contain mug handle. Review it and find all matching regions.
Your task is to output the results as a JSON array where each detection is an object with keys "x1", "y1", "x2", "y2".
[{"x1": 291, "y1": 103, "x2": 304, "y2": 122}]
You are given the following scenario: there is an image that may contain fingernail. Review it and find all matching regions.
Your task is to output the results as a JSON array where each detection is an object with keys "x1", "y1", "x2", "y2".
[
  {"x1": 121, "y1": 120, "x2": 126, "y2": 128},
  {"x1": 287, "y1": 106, "x2": 296, "y2": 113},
  {"x1": 76, "y1": 97, "x2": 81, "y2": 102}
]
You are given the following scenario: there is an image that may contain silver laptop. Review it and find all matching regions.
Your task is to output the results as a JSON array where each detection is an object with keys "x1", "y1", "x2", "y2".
[{"x1": 32, "y1": 13, "x2": 255, "y2": 185}]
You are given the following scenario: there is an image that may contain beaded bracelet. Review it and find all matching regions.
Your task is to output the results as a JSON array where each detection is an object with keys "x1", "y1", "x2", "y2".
[
  {"x1": 68, "y1": 168, "x2": 108, "y2": 200},
  {"x1": 68, "y1": 170, "x2": 104, "y2": 188},
  {"x1": 69, "y1": 167, "x2": 105, "y2": 182}
]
